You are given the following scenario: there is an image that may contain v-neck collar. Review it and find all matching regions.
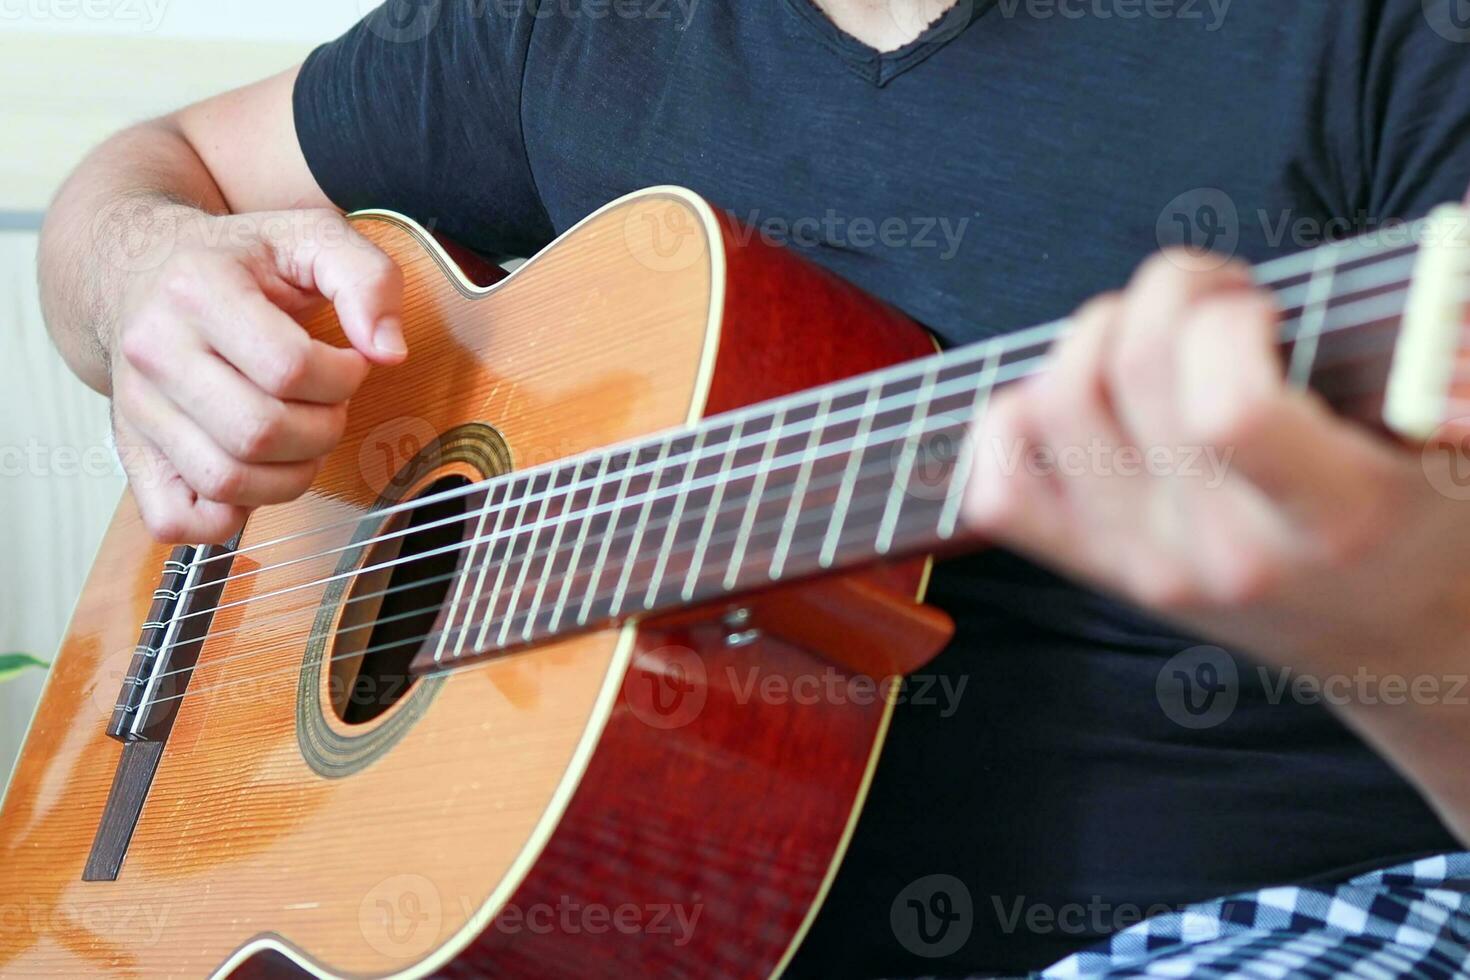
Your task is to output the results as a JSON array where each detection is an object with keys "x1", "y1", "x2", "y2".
[{"x1": 782, "y1": 0, "x2": 990, "y2": 87}]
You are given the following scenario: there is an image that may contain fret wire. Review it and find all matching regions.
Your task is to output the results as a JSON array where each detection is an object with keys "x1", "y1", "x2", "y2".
[
  {"x1": 388, "y1": 278, "x2": 1421, "y2": 612},
  {"x1": 770, "y1": 392, "x2": 832, "y2": 581},
  {"x1": 548, "y1": 451, "x2": 612, "y2": 633},
  {"x1": 479, "y1": 300, "x2": 1415, "y2": 644},
  {"x1": 819, "y1": 379, "x2": 885, "y2": 569},
  {"x1": 938, "y1": 339, "x2": 1004, "y2": 539},
  {"x1": 132, "y1": 264, "x2": 1440, "y2": 690},
  {"x1": 459, "y1": 478, "x2": 525, "y2": 654},
  {"x1": 520, "y1": 457, "x2": 589, "y2": 642},
  {"x1": 1287, "y1": 246, "x2": 1341, "y2": 389},
  {"x1": 497, "y1": 469, "x2": 563, "y2": 647},
  {"x1": 576, "y1": 449, "x2": 641, "y2": 627},
  {"x1": 175, "y1": 411, "x2": 986, "y2": 696},
  {"x1": 609, "y1": 438, "x2": 674, "y2": 618},
  {"x1": 150, "y1": 314, "x2": 1430, "y2": 693},
  {"x1": 180, "y1": 231, "x2": 1430, "y2": 584},
  {"x1": 586, "y1": 406, "x2": 982, "y2": 630},
  {"x1": 681, "y1": 419, "x2": 746, "y2": 602},
  {"x1": 609, "y1": 424, "x2": 977, "y2": 619},
  {"x1": 724, "y1": 408, "x2": 788, "y2": 590},
  {"x1": 471, "y1": 472, "x2": 544, "y2": 654},
  {"x1": 198, "y1": 265, "x2": 1429, "y2": 614},
  {"x1": 170, "y1": 272, "x2": 1445, "y2": 641},
  {"x1": 642, "y1": 430, "x2": 707, "y2": 611},
  {"x1": 152, "y1": 296, "x2": 1446, "y2": 690},
  {"x1": 438, "y1": 484, "x2": 498, "y2": 663},
  {"x1": 876, "y1": 364, "x2": 939, "y2": 555},
  {"x1": 443, "y1": 487, "x2": 496, "y2": 664},
  {"x1": 1270, "y1": 248, "x2": 1417, "y2": 315}
]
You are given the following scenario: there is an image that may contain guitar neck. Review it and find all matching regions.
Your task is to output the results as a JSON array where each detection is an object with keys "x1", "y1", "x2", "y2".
[{"x1": 413, "y1": 209, "x2": 1470, "y2": 676}]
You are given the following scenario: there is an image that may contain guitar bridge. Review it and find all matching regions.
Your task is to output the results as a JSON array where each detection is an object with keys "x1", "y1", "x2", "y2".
[
  {"x1": 106, "y1": 541, "x2": 237, "y2": 742},
  {"x1": 86, "y1": 539, "x2": 238, "y2": 882}
]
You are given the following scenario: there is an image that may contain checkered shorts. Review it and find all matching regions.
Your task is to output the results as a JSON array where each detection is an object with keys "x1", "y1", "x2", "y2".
[{"x1": 1041, "y1": 854, "x2": 1470, "y2": 979}]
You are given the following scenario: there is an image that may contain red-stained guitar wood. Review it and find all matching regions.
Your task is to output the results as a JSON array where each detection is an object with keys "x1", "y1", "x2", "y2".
[{"x1": 0, "y1": 187, "x2": 950, "y2": 978}]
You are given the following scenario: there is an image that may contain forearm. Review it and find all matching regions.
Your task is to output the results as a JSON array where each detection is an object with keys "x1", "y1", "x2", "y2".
[
  {"x1": 1337, "y1": 649, "x2": 1470, "y2": 846},
  {"x1": 38, "y1": 117, "x2": 230, "y2": 394}
]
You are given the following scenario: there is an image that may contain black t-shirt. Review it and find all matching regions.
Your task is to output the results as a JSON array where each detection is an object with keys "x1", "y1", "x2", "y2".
[{"x1": 294, "y1": 2, "x2": 1470, "y2": 974}]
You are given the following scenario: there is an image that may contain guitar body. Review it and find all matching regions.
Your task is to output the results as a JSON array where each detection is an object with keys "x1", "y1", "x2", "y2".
[{"x1": 0, "y1": 188, "x2": 950, "y2": 978}]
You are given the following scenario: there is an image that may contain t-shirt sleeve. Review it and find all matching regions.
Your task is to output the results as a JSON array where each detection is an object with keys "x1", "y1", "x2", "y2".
[
  {"x1": 293, "y1": 0, "x2": 553, "y2": 258},
  {"x1": 1341, "y1": 1, "x2": 1470, "y2": 219}
]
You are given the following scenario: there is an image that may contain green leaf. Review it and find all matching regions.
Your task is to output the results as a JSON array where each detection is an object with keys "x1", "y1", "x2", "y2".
[{"x1": 0, "y1": 653, "x2": 49, "y2": 683}]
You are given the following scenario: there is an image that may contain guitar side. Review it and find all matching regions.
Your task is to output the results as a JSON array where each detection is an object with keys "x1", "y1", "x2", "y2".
[{"x1": 0, "y1": 187, "x2": 950, "y2": 979}]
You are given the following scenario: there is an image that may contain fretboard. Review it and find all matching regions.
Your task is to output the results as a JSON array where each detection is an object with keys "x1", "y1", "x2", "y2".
[{"x1": 418, "y1": 231, "x2": 1421, "y2": 672}]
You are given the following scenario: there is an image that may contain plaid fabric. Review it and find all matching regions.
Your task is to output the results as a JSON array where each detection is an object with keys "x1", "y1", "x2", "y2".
[{"x1": 1042, "y1": 854, "x2": 1470, "y2": 979}]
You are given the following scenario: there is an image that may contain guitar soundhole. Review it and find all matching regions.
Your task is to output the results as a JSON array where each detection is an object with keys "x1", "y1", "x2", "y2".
[{"x1": 329, "y1": 475, "x2": 472, "y2": 725}]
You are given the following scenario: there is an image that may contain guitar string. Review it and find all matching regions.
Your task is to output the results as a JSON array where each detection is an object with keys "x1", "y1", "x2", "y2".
[
  {"x1": 164, "y1": 280, "x2": 1427, "y2": 614},
  {"x1": 128, "y1": 313, "x2": 1422, "y2": 697},
  {"x1": 176, "y1": 240, "x2": 1432, "y2": 577},
  {"x1": 124, "y1": 399, "x2": 1265, "y2": 712},
  {"x1": 133, "y1": 329, "x2": 1440, "y2": 716},
  {"x1": 118, "y1": 223, "x2": 1470, "y2": 710},
  {"x1": 129, "y1": 423, "x2": 966, "y2": 702},
  {"x1": 143, "y1": 307, "x2": 1417, "y2": 681},
  {"x1": 170, "y1": 250, "x2": 1429, "y2": 599}
]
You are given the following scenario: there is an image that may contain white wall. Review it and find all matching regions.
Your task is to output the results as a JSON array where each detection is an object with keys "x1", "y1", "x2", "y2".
[
  {"x1": 0, "y1": 0, "x2": 365, "y2": 42},
  {"x1": 0, "y1": 1, "x2": 373, "y2": 789}
]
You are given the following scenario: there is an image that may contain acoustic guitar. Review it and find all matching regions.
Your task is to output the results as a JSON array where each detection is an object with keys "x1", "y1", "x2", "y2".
[{"x1": 1, "y1": 186, "x2": 1466, "y2": 978}]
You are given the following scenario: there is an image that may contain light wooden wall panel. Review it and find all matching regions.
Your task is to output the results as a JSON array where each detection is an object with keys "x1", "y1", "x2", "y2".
[
  {"x1": 0, "y1": 33, "x2": 312, "y2": 211},
  {"x1": 0, "y1": 32, "x2": 319, "y2": 787},
  {"x1": 0, "y1": 231, "x2": 125, "y2": 787}
]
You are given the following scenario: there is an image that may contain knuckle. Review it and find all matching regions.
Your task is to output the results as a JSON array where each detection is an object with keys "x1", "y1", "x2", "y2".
[
  {"x1": 1192, "y1": 397, "x2": 1274, "y2": 450},
  {"x1": 1130, "y1": 560, "x2": 1204, "y2": 613},
  {"x1": 138, "y1": 501, "x2": 189, "y2": 543},
  {"x1": 1208, "y1": 551, "x2": 1279, "y2": 606},
  {"x1": 156, "y1": 252, "x2": 210, "y2": 307},
  {"x1": 1036, "y1": 363, "x2": 1104, "y2": 435},
  {"x1": 1110, "y1": 330, "x2": 1165, "y2": 389},
  {"x1": 359, "y1": 248, "x2": 403, "y2": 290},
  {"x1": 1034, "y1": 384, "x2": 1087, "y2": 440},
  {"x1": 288, "y1": 459, "x2": 324, "y2": 498},
  {"x1": 118, "y1": 322, "x2": 164, "y2": 375},
  {"x1": 1150, "y1": 247, "x2": 1249, "y2": 281},
  {"x1": 1073, "y1": 291, "x2": 1124, "y2": 331},
  {"x1": 963, "y1": 473, "x2": 1024, "y2": 532},
  {"x1": 195, "y1": 456, "x2": 249, "y2": 503},
  {"x1": 232, "y1": 403, "x2": 287, "y2": 460},
  {"x1": 322, "y1": 402, "x2": 351, "y2": 445},
  {"x1": 1135, "y1": 250, "x2": 1193, "y2": 290},
  {"x1": 260, "y1": 341, "x2": 312, "y2": 397}
]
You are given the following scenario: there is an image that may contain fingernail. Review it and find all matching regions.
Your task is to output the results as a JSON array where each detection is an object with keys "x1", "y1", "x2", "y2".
[{"x1": 374, "y1": 317, "x2": 407, "y2": 357}]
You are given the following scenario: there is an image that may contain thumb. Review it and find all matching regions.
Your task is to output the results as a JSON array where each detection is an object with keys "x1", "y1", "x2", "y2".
[{"x1": 274, "y1": 211, "x2": 407, "y2": 365}]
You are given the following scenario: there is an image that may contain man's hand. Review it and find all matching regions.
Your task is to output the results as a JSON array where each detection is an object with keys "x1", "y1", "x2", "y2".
[
  {"x1": 961, "y1": 250, "x2": 1470, "y2": 841},
  {"x1": 109, "y1": 208, "x2": 406, "y2": 543}
]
